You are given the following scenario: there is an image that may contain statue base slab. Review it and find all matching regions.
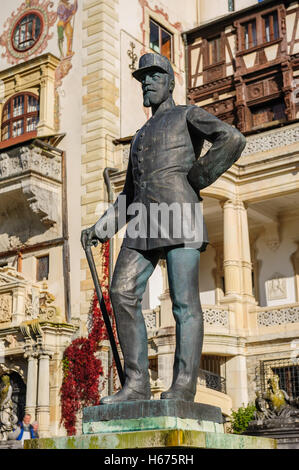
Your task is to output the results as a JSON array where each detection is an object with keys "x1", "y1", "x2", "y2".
[
  {"x1": 24, "y1": 427, "x2": 276, "y2": 449},
  {"x1": 24, "y1": 400, "x2": 277, "y2": 449},
  {"x1": 246, "y1": 417, "x2": 299, "y2": 449},
  {"x1": 83, "y1": 399, "x2": 223, "y2": 434},
  {"x1": 0, "y1": 440, "x2": 22, "y2": 449}
]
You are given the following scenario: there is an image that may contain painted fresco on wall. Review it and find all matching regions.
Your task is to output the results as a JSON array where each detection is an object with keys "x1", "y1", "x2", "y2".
[
  {"x1": 0, "y1": 0, "x2": 57, "y2": 65},
  {"x1": 0, "y1": 1, "x2": 79, "y2": 131},
  {"x1": 57, "y1": 0, "x2": 77, "y2": 59},
  {"x1": 54, "y1": 0, "x2": 78, "y2": 88},
  {"x1": 54, "y1": 0, "x2": 78, "y2": 131}
]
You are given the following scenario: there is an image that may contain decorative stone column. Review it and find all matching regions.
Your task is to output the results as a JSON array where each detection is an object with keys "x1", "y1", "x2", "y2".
[
  {"x1": 225, "y1": 354, "x2": 249, "y2": 410},
  {"x1": 222, "y1": 199, "x2": 243, "y2": 297},
  {"x1": 37, "y1": 62, "x2": 57, "y2": 135},
  {"x1": 239, "y1": 201, "x2": 254, "y2": 301},
  {"x1": 291, "y1": 242, "x2": 299, "y2": 302},
  {"x1": 222, "y1": 199, "x2": 254, "y2": 301},
  {"x1": 37, "y1": 350, "x2": 53, "y2": 437},
  {"x1": 152, "y1": 327, "x2": 176, "y2": 391},
  {"x1": 158, "y1": 259, "x2": 174, "y2": 328},
  {"x1": 24, "y1": 350, "x2": 38, "y2": 419}
]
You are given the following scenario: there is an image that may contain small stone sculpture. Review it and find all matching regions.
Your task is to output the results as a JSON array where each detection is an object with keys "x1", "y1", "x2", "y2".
[
  {"x1": 0, "y1": 375, "x2": 18, "y2": 440},
  {"x1": 264, "y1": 375, "x2": 290, "y2": 415},
  {"x1": 252, "y1": 375, "x2": 299, "y2": 424},
  {"x1": 254, "y1": 391, "x2": 273, "y2": 422}
]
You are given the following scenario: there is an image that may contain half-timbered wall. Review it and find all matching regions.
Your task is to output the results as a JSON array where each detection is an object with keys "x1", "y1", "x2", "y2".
[{"x1": 187, "y1": 0, "x2": 299, "y2": 133}]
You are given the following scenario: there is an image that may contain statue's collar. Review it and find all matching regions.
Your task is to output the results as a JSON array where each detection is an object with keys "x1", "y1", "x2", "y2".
[{"x1": 151, "y1": 97, "x2": 176, "y2": 119}]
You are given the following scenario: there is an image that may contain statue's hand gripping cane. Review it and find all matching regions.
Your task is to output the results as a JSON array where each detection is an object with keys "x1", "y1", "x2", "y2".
[{"x1": 81, "y1": 226, "x2": 125, "y2": 387}]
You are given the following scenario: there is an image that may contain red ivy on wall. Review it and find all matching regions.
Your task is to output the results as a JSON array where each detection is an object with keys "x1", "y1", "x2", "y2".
[{"x1": 60, "y1": 241, "x2": 117, "y2": 436}]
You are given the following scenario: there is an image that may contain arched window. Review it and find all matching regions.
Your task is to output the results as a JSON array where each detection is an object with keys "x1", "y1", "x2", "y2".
[{"x1": 1, "y1": 92, "x2": 39, "y2": 143}]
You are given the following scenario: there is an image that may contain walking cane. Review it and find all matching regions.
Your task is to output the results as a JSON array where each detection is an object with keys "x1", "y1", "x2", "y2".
[{"x1": 84, "y1": 243, "x2": 125, "y2": 387}]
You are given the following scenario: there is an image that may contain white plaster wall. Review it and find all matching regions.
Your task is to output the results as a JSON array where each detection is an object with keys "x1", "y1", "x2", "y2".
[
  {"x1": 198, "y1": 0, "x2": 259, "y2": 25},
  {"x1": 256, "y1": 218, "x2": 298, "y2": 307},
  {"x1": 57, "y1": 5, "x2": 83, "y2": 319},
  {"x1": 235, "y1": 0, "x2": 258, "y2": 12},
  {"x1": 118, "y1": 0, "x2": 198, "y2": 137}
]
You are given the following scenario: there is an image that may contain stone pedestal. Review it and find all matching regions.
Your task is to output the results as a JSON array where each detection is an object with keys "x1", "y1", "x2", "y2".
[
  {"x1": 83, "y1": 400, "x2": 224, "y2": 435},
  {"x1": 0, "y1": 440, "x2": 23, "y2": 449},
  {"x1": 24, "y1": 400, "x2": 277, "y2": 449},
  {"x1": 246, "y1": 417, "x2": 299, "y2": 449}
]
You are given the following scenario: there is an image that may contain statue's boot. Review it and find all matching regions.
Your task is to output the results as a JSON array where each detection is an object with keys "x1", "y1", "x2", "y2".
[
  {"x1": 100, "y1": 246, "x2": 160, "y2": 405},
  {"x1": 161, "y1": 247, "x2": 203, "y2": 402},
  {"x1": 100, "y1": 381, "x2": 151, "y2": 404},
  {"x1": 160, "y1": 311, "x2": 203, "y2": 401}
]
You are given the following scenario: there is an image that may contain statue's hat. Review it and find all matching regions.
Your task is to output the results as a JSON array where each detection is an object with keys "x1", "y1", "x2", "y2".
[{"x1": 132, "y1": 53, "x2": 174, "y2": 82}]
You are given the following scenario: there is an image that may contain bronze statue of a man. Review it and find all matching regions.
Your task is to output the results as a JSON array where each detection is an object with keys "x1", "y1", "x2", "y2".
[{"x1": 81, "y1": 53, "x2": 246, "y2": 403}]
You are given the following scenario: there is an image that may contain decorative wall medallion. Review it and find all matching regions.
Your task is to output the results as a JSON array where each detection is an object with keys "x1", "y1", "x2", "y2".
[
  {"x1": 0, "y1": 1, "x2": 57, "y2": 65},
  {"x1": 266, "y1": 273, "x2": 287, "y2": 301}
]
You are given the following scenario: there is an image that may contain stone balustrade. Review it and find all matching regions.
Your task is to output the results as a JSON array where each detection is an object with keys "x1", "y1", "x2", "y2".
[
  {"x1": 257, "y1": 303, "x2": 299, "y2": 327},
  {"x1": 202, "y1": 122, "x2": 299, "y2": 157},
  {"x1": 143, "y1": 304, "x2": 230, "y2": 333}
]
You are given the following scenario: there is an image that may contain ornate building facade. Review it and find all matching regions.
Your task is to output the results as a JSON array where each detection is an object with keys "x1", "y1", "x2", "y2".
[{"x1": 0, "y1": 0, "x2": 298, "y2": 438}]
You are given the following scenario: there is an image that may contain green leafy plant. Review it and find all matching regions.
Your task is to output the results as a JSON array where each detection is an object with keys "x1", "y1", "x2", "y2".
[{"x1": 229, "y1": 403, "x2": 256, "y2": 434}]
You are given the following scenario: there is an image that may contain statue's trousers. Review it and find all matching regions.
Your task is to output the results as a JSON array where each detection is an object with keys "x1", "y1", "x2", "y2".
[{"x1": 109, "y1": 244, "x2": 203, "y2": 395}]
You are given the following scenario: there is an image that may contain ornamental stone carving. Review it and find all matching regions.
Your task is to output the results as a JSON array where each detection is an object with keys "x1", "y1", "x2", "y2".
[
  {"x1": 0, "y1": 294, "x2": 12, "y2": 323},
  {"x1": 0, "y1": 144, "x2": 62, "y2": 230},
  {"x1": 0, "y1": 146, "x2": 61, "y2": 183},
  {"x1": 122, "y1": 145, "x2": 130, "y2": 164},
  {"x1": 0, "y1": 268, "x2": 61, "y2": 325},
  {"x1": 203, "y1": 307, "x2": 229, "y2": 327},
  {"x1": 144, "y1": 309, "x2": 158, "y2": 331},
  {"x1": 266, "y1": 273, "x2": 287, "y2": 301},
  {"x1": 258, "y1": 306, "x2": 299, "y2": 327},
  {"x1": 242, "y1": 124, "x2": 299, "y2": 156}
]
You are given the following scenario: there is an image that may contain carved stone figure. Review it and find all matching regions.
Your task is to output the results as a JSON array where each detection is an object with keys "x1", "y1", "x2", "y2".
[
  {"x1": 0, "y1": 375, "x2": 18, "y2": 440},
  {"x1": 0, "y1": 293, "x2": 12, "y2": 323},
  {"x1": 264, "y1": 375, "x2": 290, "y2": 415},
  {"x1": 81, "y1": 53, "x2": 246, "y2": 404},
  {"x1": 254, "y1": 391, "x2": 273, "y2": 422},
  {"x1": 252, "y1": 375, "x2": 299, "y2": 425}
]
